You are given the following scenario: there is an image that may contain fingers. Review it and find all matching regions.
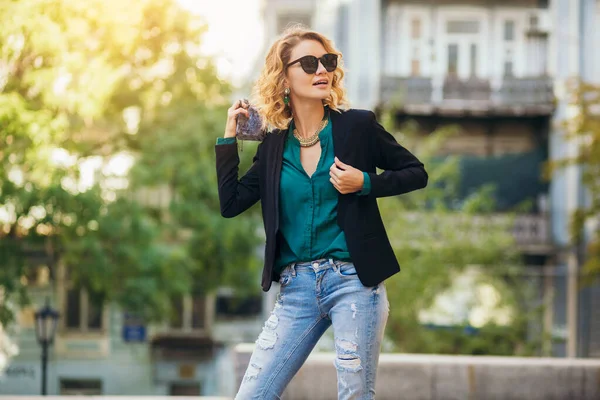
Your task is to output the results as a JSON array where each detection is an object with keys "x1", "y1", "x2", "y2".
[
  {"x1": 330, "y1": 177, "x2": 348, "y2": 194},
  {"x1": 334, "y1": 157, "x2": 348, "y2": 169},
  {"x1": 330, "y1": 160, "x2": 360, "y2": 195},
  {"x1": 232, "y1": 107, "x2": 249, "y2": 118},
  {"x1": 228, "y1": 99, "x2": 249, "y2": 112},
  {"x1": 228, "y1": 99, "x2": 240, "y2": 111},
  {"x1": 228, "y1": 102, "x2": 249, "y2": 118},
  {"x1": 330, "y1": 177, "x2": 340, "y2": 191},
  {"x1": 225, "y1": 99, "x2": 250, "y2": 138},
  {"x1": 329, "y1": 163, "x2": 340, "y2": 179},
  {"x1": 329, "y1": 169, "x2": 343, "y2": 192},
  {"x1": 235, "y1": 99, "x2": 248, "y2": 110}
]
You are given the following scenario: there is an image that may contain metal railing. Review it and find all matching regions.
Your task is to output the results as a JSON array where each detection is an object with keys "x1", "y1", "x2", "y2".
[
  {"x1": 380, "y1": 76, "x2": 555, "y2": 116},
  {"x1": 512, "y1": 214, "x2": 549, "y2": 246},
  {"x1": 398, "y1": 212, "x2": 551, "y2": 252}
]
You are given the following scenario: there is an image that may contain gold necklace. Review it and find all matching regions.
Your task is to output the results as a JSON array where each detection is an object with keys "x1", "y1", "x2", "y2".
[{"x1": 293, "y1": 118, "x2": 328, "y2": 147}]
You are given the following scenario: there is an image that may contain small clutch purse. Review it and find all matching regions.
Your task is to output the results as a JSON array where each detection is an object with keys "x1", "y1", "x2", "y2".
[{"x1": 235, "y1": 100, "x2": 266, "y2": 141}]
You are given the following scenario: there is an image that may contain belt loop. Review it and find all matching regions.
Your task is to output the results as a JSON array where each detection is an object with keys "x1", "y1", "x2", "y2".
[
  {"x1": 329, "y1": 258, "x2": 336, "y2": 271},
  {"x1": 290, "y1": 262, "x2": 297, "y2": 277}
]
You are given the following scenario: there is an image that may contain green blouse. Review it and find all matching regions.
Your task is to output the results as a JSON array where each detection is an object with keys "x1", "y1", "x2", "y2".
[{"x1": 216, "y1": 113, "x2": 371, "y2": 273}]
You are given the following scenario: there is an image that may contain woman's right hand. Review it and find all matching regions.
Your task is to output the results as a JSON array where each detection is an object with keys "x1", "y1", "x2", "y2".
[{"x1": 224, "y1": 99, "x2": 250, "y2": 138}]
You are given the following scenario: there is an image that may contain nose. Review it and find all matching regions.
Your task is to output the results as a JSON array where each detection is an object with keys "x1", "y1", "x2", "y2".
[{"x1": 315, "y1": 59, "x2": 327, "y2": 75}]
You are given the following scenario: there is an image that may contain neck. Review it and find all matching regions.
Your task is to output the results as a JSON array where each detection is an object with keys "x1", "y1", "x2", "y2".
[{"x1": 291, "y1": 100, "x2": 325, "y2": 139}]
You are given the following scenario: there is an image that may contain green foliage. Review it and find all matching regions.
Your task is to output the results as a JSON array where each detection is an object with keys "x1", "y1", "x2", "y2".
[
  {"x1": 0, "y1": 0, "x2": 262, "y2": 327},
  {"x1": 378, "y1": 109, "x2": 540, "y2": 355},
  {"x1": 546, "y1": 79, "x2": 600, "y2": 283}
]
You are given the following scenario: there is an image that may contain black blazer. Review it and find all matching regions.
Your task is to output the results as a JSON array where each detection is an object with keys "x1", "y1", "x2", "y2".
[{"x1": 215, "y1": 108, "x2": 428, "y2": 291}]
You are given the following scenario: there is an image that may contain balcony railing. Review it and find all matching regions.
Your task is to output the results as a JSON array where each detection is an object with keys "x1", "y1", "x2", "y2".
[
  {"x1": 380, "y1": 76, "x2": 555, "y2": 116},
  {"x1": 399, "y1": 212, "x2": 552, "y2": 254},
  {"x1": 388, "y1": 0, "x2": 548, "y2": 8},
  {"x1": 512, "y1": 214, "x2": 549, "y2": 247},
  {"x1": 454, "y1": 213, "x2": 551, "y2": 251}
]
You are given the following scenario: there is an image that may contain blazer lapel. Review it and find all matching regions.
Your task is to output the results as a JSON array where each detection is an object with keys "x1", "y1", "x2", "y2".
[
  {"x1": 330, "y1": 108, "x2": 350, "y2": 161},
  {"x1": 271, "y1": 127, "x2": 288, "y2": 232}
]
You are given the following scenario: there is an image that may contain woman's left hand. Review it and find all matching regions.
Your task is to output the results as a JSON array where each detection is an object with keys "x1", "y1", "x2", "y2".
[{"x1": 329, "y1": 157, "x2": 365, "y2": 194}]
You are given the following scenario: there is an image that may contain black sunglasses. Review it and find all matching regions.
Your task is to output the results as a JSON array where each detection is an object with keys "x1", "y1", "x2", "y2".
[{"x1": 286, "y1": 53, "x2": 338, "y2": 74}]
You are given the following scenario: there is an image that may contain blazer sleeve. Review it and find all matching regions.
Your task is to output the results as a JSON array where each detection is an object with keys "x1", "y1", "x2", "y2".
[
  {"x1": 366, "y1": 111, "x2": 428, "y2": 198},
  {"x1": 215, "y1": 140, "x2": 261, "y2": 218}
]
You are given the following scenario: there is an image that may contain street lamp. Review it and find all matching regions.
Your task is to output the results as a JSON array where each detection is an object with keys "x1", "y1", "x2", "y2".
[{"x1": 34, "y1": 297, "x2": 59, "y2": 395}]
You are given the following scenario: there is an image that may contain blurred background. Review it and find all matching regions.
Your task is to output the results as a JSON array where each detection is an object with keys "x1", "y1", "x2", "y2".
[{"x1": 1, "y1": 0, "x2": 599, "y2": 398}]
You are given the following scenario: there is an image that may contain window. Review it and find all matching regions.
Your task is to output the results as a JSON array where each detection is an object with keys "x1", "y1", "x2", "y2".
[
  {"x1": 64, "y1": 287, "x2": 105, "y2": 332},
  {"x1": 170, "y1": 383, "x2": 200, "y2": 396},
  {"x1": 504, "y1": 61, "x2": 514, "y2": 77},
  {"x1": 504, "y1": 21, "x2": 515, "y2": 41},
  {"x1": 169, "y1": 296, "x2": 184, "y2": 329},
  {"x1": 470, "y1": 44, "x2": 477, "y2": 77},
  {"x1": 169, "y1": 294, "x2": 208, "y2": 331},
  {"x1": 65, "y1": 289, "x2": 81, "y2": 329},
  {"x1": 504, "y1": 49, "x2": 514, "y2": 77},
  {"x1": 411, "y1": 47, "x2": 421, "y2": 76},
  {"x1": 191, "y1": 296, "x2": 206, "y2": 329},
  {"x1": 60, "y1": 379, "x2": 102, "y2": 395},
  {"x1": 529, "y1": 15, "x2": 539, "y2": 30},
  {"x1": 411, "y1": 18, "x2": 421, "y2": 39},
  {"x1": 411, "y1": 59, "x2": 421, "y2": 76},
  {"x1": 447, "y1": 44, "x2": 458, "y2": 75},
  {"x1": 215, "y1": 292, "x2": 262, "y2": 319},
  {"x1": 447, "y1": 20, "x2": 479, "y2": 34},
  {"x1": 21, "y1": 264, "x2": 50, "y2": 287},
  {"x1": 87, "y1": 290, "x2": 103, "y2": 329},
  {"x1": 60, "y1": 266, "x2": 105, "y2": 333}
]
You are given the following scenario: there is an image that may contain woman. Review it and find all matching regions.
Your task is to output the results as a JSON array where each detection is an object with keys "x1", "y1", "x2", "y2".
[{"x1": 215, "y1": 26, "x2": 427, "y2": 399}]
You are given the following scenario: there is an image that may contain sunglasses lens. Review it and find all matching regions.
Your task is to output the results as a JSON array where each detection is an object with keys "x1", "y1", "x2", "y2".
[
  {"x1": 322, "y1": 54, "x2": 338, "y2": 72},
  {"x1": 300, "y1": 56, "x2": 318, "y2": 74}
]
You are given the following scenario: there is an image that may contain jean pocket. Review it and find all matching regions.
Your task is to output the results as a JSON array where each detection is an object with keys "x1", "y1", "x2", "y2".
[{"x1": 336, "y1": 262, "x2": 357, "y2": 277}]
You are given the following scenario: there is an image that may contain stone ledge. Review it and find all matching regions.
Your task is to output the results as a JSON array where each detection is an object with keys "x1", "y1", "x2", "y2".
[
  {"x1": 234, "y1": 345, "x2": 600, "y2": 400},
  {"x1": 0, "y1": 398, "x2": 229, "y2": 400}
]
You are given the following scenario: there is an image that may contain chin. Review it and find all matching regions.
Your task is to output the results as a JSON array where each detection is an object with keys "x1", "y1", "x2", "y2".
[
  {"x1": 312, "y1": 92, "x2": 330, "y2": 101},
  {"x1": 296, "y1": 90, "x2": 331, "y2": 103}
]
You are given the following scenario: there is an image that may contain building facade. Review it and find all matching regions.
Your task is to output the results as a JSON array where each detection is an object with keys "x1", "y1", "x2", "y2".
[
  {"x1": 0, "y1": 260, "x2": 264, "y2": 396},
  {"x1": 262, "y1": 0, "x2": 600, "y2": 357}
]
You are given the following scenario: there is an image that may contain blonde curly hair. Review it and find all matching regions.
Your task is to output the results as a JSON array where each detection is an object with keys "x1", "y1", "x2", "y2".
[{"x1": 251, "y1": 25, "x2": 349, "y2": 132}]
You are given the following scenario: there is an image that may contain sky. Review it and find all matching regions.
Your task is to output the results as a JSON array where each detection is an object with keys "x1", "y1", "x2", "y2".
[{"x1": 177, "y1": 0, "x2": 265, "y2": 86}]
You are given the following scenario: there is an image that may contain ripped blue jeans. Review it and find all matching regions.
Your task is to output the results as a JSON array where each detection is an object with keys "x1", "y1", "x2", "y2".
[{"x1": 235, "y1": 258, "x2": 389, "y2": 400}]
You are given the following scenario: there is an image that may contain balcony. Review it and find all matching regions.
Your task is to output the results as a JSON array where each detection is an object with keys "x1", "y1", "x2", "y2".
[
  {"x1": 445, "y1": 213, "x2": 552, "y2": 253},
  {"x1": 463, "y1": 213, "x2": 552, "y2": 254},
  {"x1": 380, "y1": 76, "x2": 555, "y2": 117},
  {"x1": 399, "y1": 212, "x2": 552, "y2": 254},
  {"x1": 510, "y1": 214, "x2": 551, "y2": 253},
  {"x1": 388, "y1": 0, "x2": 548, "y2": 7}
]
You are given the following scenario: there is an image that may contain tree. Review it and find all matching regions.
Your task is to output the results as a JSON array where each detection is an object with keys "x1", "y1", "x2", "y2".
[
  {"x1": 0, "y1": 0, "x2": 262, "y2": 334},
  {"x1": 377, "y1": 111, "x2": 541, "y2": 355},
  {"x1": 546, "y1": 79, "x2": 600, "y2": 282}
]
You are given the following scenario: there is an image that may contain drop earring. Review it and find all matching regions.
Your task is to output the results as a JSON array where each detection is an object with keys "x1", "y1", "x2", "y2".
[{"x1": 283, "y1": 87, "x2": 290, "y2": 105}]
